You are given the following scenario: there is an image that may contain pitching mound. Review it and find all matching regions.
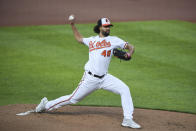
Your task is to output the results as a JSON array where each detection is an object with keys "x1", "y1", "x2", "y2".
[{"x1": 0, "y1": 104, "x2": 196, "y2": 131}]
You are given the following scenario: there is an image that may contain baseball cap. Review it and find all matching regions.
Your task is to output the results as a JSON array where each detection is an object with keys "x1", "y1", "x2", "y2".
[{"x1": 97, "y1": 18, "x2": 113, "y2": 27}]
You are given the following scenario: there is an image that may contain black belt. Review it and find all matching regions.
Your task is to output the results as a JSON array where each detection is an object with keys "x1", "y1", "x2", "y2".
[{"x1": 88, "y1": 71, "x2": 105, "y2": 79}]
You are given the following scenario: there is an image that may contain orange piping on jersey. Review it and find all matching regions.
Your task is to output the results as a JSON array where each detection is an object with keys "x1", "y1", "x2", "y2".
[{"x1": 124, "y1": 42, "x2": 128, "y2": 49}]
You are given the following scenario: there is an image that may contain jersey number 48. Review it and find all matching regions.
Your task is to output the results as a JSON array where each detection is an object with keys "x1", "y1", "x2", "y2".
[{"x1": 101, "y1": 50, "x2": 111, "y2": 57}]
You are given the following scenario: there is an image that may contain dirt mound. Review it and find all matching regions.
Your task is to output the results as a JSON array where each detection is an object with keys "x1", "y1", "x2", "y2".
[{"x1": 0, "y1": 104, "x2": 195, "y2": 131}]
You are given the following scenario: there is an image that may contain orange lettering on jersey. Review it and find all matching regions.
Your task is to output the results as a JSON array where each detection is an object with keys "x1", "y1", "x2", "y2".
[
  {"x1": 89, "y1": 40, "x2": 111, "y2": 52},
  {"x1": 89, "y1": 41, "x2": 95, "y2": 49},
  {"x1": 96, "y1": 41, "x2": 101, "y2": 48},
  {"x1": 101, "y1": 40, "x2": 106, "y2": 47}
]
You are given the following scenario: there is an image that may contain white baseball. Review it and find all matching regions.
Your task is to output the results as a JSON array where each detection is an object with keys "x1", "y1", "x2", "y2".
[{"x1": 68, "y1": 15, "x2": 74, "y2": 21}]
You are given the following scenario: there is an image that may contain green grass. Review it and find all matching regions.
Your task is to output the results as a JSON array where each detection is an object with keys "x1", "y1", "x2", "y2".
[{"x1": 0, "y1": 20, "x2": 196, "y2": 114}]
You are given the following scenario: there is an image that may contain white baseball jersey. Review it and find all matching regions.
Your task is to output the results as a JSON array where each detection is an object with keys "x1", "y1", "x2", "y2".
[{"x1": 83, "y1": 36, "x2": 127, "y2": 76}]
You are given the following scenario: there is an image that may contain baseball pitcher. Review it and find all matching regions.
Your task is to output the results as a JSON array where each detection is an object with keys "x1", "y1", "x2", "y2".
[{"x1": 35, "y1": 15, "x2": 141, "y2": 129}]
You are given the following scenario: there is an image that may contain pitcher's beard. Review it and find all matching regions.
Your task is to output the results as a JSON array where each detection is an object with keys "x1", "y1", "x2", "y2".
[{"x1": 101, "y1": 31, "x2": 110, "y2": 37}]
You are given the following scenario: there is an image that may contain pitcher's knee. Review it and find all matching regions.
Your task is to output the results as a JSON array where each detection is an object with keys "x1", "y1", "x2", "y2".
[{"x1": 120, "y1": 85, "x2": 131, "y2": 95}]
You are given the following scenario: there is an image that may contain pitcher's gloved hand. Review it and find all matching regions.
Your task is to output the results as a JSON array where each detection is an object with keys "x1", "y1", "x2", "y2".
[{"x1": 113, "y1": 48, "x2": 131, "y2": 61}]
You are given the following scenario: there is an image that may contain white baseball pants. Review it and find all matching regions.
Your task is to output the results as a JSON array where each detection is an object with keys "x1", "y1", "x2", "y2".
[{"x1": 45, "y1": 71, "x2": 134, "y2": 119}]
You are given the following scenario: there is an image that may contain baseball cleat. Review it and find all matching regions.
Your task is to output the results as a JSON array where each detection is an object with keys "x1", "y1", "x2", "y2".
[
  {"x1": 121, "y1": 118, "x2": 141, "y2": 129},
  {"x1": 35, "y1": 97, "x2": 48, "y2": 113}
]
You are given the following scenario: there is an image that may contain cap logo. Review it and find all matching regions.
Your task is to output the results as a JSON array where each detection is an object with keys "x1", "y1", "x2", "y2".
[{"x1": 101, "y1": 18, "x2": 112, "y2": 26}]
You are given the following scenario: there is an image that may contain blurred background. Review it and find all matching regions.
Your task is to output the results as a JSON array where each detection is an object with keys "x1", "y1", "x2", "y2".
[{"x1": 0, "y1": 0, "x2": 196, "y2": 26}]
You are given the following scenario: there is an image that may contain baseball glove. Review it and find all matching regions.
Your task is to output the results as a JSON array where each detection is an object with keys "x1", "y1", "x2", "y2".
[{"x1": 113, "y1": 48, "x2": 131, "y2": 61}]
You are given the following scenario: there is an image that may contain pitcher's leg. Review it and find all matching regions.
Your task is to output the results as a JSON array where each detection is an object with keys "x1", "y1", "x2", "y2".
[
  {"x1": 100, "y1": 74, "x2": 134, "y2": 119},
  {"x1": 45, "y1": 88, "x2": 88, "y2": 111},
  {"x1": 45, "y1": 94, "x2": 72, "y2": 111},
  {"x1": 45, "y1": 72, "x2": 99, "y2": 111}
]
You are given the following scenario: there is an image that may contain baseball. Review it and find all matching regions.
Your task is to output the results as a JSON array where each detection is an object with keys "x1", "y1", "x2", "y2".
[{"x1": 68, "y1": 15, "x2": 74, "y2": 21}]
